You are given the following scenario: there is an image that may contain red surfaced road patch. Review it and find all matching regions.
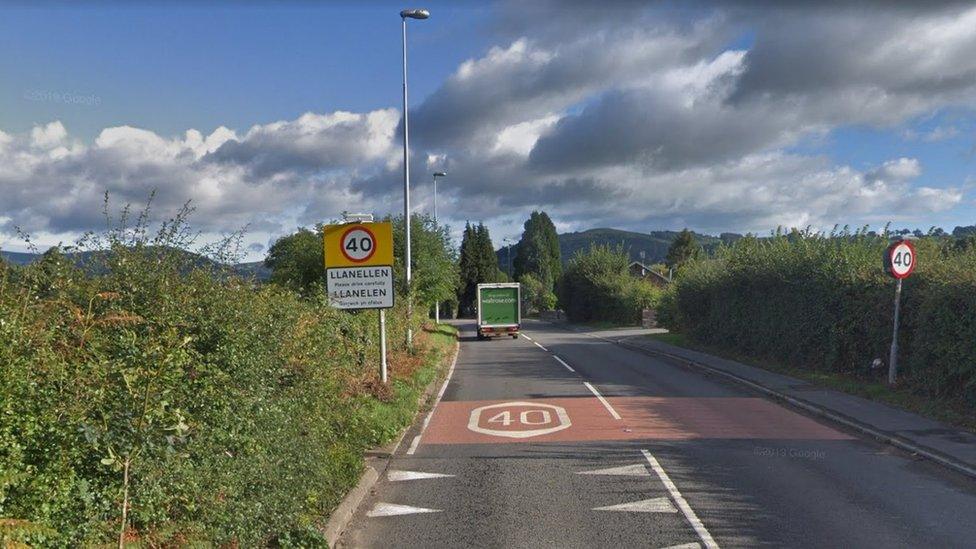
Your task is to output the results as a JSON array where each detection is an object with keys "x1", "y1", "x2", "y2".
[{"x1": 422, "y1": 396, "x2": 851, "y2": 445}]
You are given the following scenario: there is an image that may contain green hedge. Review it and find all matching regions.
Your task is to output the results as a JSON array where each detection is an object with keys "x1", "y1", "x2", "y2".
[
  {"x1": 0, "y1": 243, "x2": 439, "y2": 546},
  {"x1": 662, "y1": 230, "x2": 976, "y2": 407}
]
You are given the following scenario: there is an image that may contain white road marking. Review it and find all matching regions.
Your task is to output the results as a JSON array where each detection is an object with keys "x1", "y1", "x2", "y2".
[
  {"x1": 553, "y1": 355, "x2": 576, "y2": 373},
  {"x1": 533, "y1": 341, "x2": 549, "y2": 352},
  {"x1": 467, "y1": 401, "x2": 572, "y2": 438},
  {"x1": 577, "y1": 463, "x2": 650, "y2": 476},
  {"x1": 522, "y1": 333, "x2": 533, "y2": 341},
  {"x1": 407, "y1": 340, "x2": 461, "y2": 455},
  {"x1": 406, "y1": 435, "x2": 422, "y2": 454},
  {"x1": 388, "y1": 470, "x2": 455, "y2": 482},
  {"x1": 367, "y1": 502, "x2": 442, "y2": 517},
  {"x1": 660, "y1": 543, "x2": 701, "y2": 549},
  {"x1": 642, "y1": 450, "x2": 719, "y2": 549},
  {"x1": 592, "y1": 497, "x2": 677, "y2": 513},
  {"x1": 584, "y1": 382, "x2": 621, "y2": 420}
]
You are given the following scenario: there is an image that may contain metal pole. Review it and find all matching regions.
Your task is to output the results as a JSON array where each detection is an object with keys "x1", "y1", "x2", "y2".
[
  {"x1": 380, "y1": 309, "x2": 388, "y2": 383},
  {"x1": 433, "y1": 174, "x2": 439, "y2": 324},
  {"x1": 402, "y1": 17, "x2": 413, "y2": 348},
  {"x1": 887, "y1": 278, "x2": 902, "y2": 385}
]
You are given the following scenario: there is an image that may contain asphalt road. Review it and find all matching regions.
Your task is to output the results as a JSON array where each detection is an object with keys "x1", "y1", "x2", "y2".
[{"x1": 340, "y1": 320, "x2": 976, "y2": 548}]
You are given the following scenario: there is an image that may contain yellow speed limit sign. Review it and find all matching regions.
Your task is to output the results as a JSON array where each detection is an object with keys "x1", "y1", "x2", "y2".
[{"x1": 323, "y1": 221, "x2": 394, "y2": 268}]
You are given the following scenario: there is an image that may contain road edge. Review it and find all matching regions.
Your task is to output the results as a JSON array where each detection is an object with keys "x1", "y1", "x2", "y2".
[
  {"x1": 324, "y1": 334, "x2": 461, "y2": 547},
  {"x1": 612, "y1": 335, "x2": 976, "y2": 481}
]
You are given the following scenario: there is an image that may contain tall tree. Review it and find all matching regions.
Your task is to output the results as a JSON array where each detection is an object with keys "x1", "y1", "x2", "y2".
[
  {"x1": 265, "y1": 227, "x2": 324, "y2": 292},
  {"x1": 457, "y1": 222, "x2": 503, "y2": 315},
  {"x1": 513, "y1": 211, "x2": 561, "y2": 290},
  {"x1": 665, "y1": 229, "x2": 700, "y2": 271},
  {"x1": 390, "y1": 213, "x2": 459, "y2": 313}
]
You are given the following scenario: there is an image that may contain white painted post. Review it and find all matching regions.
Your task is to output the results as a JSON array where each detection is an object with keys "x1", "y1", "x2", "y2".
[{"x1": 380, "y1": 308, "x2": 388, "y2": 383}]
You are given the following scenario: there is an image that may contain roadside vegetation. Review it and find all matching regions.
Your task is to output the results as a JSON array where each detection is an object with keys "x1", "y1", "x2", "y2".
[
  {"x1": 0, "y1": 202, "x2": 457, "y2": 547},
  {"x1": 557, "y1": 244, "x2": 662, "y2": 325},
  {"x1": 657, "y1": 227, "x2": 976, "y2": 418}
]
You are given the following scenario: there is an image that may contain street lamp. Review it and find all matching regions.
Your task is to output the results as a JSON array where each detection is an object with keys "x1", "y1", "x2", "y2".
[
  {"x1": 401, "y1": 7, "x2": 429, "y2": 347},
  {"x1": 432, "y1": 171, "x2": 447, "y2": 223},
  {"x1": 432, "y1": 171, "x2": 447, "y2": 324}
]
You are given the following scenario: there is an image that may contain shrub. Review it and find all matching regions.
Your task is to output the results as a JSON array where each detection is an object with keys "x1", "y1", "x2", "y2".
[
  {"x1": 520, "y1": 273, "x2": 557, "y2": 314},
  {"x1": 558, "y1": 244, "x2": 661, "y2": 325},
  {"x1": 0, "y1": 203, "x2": 439, "y2": 546}
]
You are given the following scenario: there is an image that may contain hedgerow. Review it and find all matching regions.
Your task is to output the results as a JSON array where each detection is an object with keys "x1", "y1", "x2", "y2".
[
  {"x1": 661, "y1": 228, "x2": 976, "y2": 408},
  {"x1": 0, "y1": 204, "x2": 443, "y2": 546}
]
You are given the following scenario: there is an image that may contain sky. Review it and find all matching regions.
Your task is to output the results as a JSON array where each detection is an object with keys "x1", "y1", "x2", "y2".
[{"x1": 2, "y1": 0, "x2": 975, "y2": 261}]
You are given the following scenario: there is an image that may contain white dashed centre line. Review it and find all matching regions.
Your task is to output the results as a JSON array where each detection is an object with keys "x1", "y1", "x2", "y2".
[
  {"x1": 583, "y1": 382, "x2": 621, "y2": 420},
  {"x1": 553, "y1": 355, "x2": 576, "y2": 373},
  {"x1": 533, "y1": 341, "x2": 549, "y2": 352},
  {"x1": 522, "y1": 333, "x2": 533, "y2": 341},
  {"x1": 642, "y1": 450, "x2": 719, "y2": 549}
]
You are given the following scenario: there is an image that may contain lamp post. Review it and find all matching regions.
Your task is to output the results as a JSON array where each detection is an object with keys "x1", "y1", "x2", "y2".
[
  {"x1": 432, "y1": 171, "x2": 447, "y2": 323},
  {"x1": 503, "y1": 237, "x2": 515, "y2": 279},
  {"x1": 400, "y1": 7, "x2": 429, "y2": 347}
]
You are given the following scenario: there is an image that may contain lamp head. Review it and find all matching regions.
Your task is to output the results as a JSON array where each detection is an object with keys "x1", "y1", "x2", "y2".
[{"x1": 400, "y1": 9, "x2": 430, "y2": 19}]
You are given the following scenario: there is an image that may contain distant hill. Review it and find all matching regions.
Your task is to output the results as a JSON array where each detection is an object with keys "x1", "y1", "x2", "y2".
[
  {"x1": 496, "y1": 228, "x2": 728, "y2": 268},
  {"x1": 1, "y1": 249, "x2": 272, "y2": 281},
  {"x1": 0, "y1": 251, "x2": 38, "y2": 265},
  {"x1": 232, "y1": 261, "x2": 273, "y2": 281}
]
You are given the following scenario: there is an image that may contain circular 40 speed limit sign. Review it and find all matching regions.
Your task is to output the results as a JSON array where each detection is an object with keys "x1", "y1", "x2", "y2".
[
  {"x1": 884, "y1": 240, "x2": 916, "y2": 279},
  {"x1": 340, "y1": 225, "x2": 378, "y2": 263}
]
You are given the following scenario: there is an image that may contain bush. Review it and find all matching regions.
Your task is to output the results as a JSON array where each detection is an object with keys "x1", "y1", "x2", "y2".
[
  {"x1": 667, "y1": 228, "x2": 976, "y2": 408},
  {"x1": 0, "y1": 205, "x2": 442, "y2": 546},
  {"x1": 558, "y1": 245, "x2": 661, "y2": 325},
  {"x1": 520, "y1": 273, "x2": 557, "y2": 314}
]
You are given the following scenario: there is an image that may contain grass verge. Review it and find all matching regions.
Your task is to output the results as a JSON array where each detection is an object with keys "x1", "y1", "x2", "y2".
[
  {"x1": 646, "y1": 332, "x2": 976, "y2": 434},
  {"x1": 351, "y1": 322, "x2": 458, "y2": 453}
]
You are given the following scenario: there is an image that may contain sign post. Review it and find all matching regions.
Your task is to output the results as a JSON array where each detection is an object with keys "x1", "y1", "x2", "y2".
[
  {"x1": 883, "y1": 238, "x2": 916, "y2": 385},
  {"x1": 324, "y1": 219, "x2": 395, "y2": 383}
]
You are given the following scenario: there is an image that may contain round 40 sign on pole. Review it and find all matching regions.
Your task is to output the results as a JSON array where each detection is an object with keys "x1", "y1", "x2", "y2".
[{"x1": 884, "y1": 238, "x2": 916, "y2": 385}]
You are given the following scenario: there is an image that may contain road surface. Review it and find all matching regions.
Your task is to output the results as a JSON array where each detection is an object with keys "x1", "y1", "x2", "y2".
[{"x1": 340, "y1": 320, "x2": 976, "y2": 548}]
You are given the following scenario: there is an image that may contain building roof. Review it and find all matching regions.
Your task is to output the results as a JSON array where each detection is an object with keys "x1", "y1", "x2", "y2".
[{"x1": 628, "y1": 261, "x2": 672, "y2": 284}]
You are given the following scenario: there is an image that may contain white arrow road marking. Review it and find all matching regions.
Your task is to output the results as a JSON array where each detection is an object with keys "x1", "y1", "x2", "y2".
[
  {"x1": 387, "y1": 470, "x2": 455, "y2": 482},
  {"x1": 367, "y1": 503, "x2": 442, "y2": 517},
  {"x1": 660, "y1": 543, "x2": 700, "y2": 549},
  {"x1": 593, "y1": 497, "x2": 677, "y2": 513},
  {"x1": 642, "y1": 449, "x2": 720, "y2": 549},
  {"x1": 577, "y1": 463, "x2": 650, "y2": 476}
]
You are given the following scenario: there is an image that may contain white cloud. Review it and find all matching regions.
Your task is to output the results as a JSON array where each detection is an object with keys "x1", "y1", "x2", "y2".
[
  {"x1": 491, "y1": 115, "x2": 560, "y2": 157},
  {"x1": 867, "y1": 157, "x2": 923, "y2": 182}
]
